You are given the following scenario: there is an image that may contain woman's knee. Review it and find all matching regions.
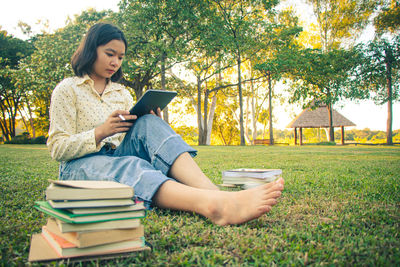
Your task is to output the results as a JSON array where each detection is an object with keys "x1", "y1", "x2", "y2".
[
  {"x1": 133, "y1": 114, "x2": 172, "y2": 137},
  {"x1": 135, "y1": 114, "x2": 163, "y2": 128}
]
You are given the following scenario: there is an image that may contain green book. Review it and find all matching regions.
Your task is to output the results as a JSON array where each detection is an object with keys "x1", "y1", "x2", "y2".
[{"x1": 35, "y1": 201, "x2": 146, "y2": 224}]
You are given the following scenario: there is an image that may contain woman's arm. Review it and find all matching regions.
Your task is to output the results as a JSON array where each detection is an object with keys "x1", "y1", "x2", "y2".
[
  {"x1": 47, "y1": 81, "x2": 137, "y2": 161},
  {"x1": 47, "y1": 81, "x2": 100, "y2": 161},
  {"x1": 94, "y1": 109, "x2": 135, "y2": 146}
]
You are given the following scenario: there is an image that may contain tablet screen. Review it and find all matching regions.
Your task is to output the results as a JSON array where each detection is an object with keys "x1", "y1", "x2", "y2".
[{"x1": 129, "y1": 90, "x2": 177, "y2": 117}]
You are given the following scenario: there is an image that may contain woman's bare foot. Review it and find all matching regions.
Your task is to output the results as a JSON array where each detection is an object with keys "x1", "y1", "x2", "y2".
[
  {"x1": 153, "y1": 178, "x2": 284, "y2": 226},
  {"x1": 204, "y1": 178, "x2": 284, "y2": 226}
]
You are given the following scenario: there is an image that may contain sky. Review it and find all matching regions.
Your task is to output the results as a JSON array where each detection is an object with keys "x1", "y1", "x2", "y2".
[{"x1": 1, "y1": 0, "x2": 399, "y2": 131}]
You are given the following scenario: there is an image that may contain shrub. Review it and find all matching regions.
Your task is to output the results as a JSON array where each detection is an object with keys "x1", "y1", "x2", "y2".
[
  {"x1": 30, "y1": 136, "x2": 47, "y2": 144},
  {"x1": 5, "y1": 134, "x2": 29, "y2": 144},
  {"x1": 4, "y1": 135, "x2": 47, "y2": 144}
]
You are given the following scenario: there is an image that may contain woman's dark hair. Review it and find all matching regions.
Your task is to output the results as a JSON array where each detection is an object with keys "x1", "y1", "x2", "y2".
[{"x1": 71, "y1": 23, "x2": 127, "y2": 82}]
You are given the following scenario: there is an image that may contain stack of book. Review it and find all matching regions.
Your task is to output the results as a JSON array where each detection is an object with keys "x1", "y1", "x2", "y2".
[
  {"x1": 28, "y1": 180, "x2": 149, "y2": 262},
  {"x1": 221, "y1": 168, "x2": 282, "y2": 189}
]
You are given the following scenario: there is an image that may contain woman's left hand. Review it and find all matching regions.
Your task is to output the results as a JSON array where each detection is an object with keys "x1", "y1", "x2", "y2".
[{"x1": 150, "y1": 107, "x2": 162, "y2": 119}]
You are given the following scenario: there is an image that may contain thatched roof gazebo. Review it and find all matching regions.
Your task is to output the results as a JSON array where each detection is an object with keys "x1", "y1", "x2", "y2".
[{"x1": 287, "y1": 105, "x2": 356, "y2": 145}]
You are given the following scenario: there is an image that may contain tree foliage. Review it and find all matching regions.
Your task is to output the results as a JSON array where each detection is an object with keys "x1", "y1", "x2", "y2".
[
  {"x1": 306, "y1": 0, "x2": 379, "y2": 51},
  {"x1": 116, "y1": 0, "x2": 205, "y2": 97},
  {"x1": 374, "y1": 0, "x2": 400, "y2": 34}
]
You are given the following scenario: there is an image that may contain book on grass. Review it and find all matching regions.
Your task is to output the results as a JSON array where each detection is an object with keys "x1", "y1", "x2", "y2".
[
  {"x1": 46, "y1": 180, "x2": 134, "y2": 200},
  {"x1": 41, "y1": 226, "x2": 145, "y2": 258},
  {"x1": 222, "y1": 168, "x2": 282, "y2": 179},
  {"x1": 67, "y1": 201, "x2": 145, "y2": 215},
  {"x1": 222, "y1": 168, "x2": 282, "y2": 189},
  {"x1": 35, "y1": 201, "x2": 145, "y2": 223},
  {"x1": 55, "y1": 217, "x2": 141, "y2": 233},
  {"x1": 45, "y1": 218, "x2": 144, "y2": 248},
  {"x1": 48, "y1": 199, "x2": 135, "y2": 209},
  {"x1": 28, "y1": 234, "x2": 150, "y2": 262}
]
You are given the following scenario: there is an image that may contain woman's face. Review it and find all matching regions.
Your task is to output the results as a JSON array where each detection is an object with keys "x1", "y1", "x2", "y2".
[{"x1": 91, "y1": 39, "x2": 126, "y2": 81}]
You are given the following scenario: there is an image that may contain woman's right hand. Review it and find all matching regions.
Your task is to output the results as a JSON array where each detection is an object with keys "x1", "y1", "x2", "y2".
[{"x1": 95, "y1": 110, "x2": 137, "y2": 145}]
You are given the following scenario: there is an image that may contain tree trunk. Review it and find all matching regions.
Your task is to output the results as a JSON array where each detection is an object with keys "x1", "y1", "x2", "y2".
[
  {"x1": 20, "y1": 97, "x2": 37, "y2": 138},
  {"x1": 0, "y1": 118, "x2": 10, "y2": 141},
  {"x1": 27, "y1": 103, "x2": 36, "y2": 138},
  {"x1": 206, "y1": 64, "x2": 223, "y2": 145},
  {"x1": 161, "y1": 52, "x2": 169, "y2": 123},
  {"x1": 237, "y1": 53, "x2": 245, "y2": 145},
  {"x1": 251, "y1": 75, "x2": 257, "y2": 145},
  {"x1": 327, "y1": 104, "x2": 335, "y2": 142},
  {"x1": 385, "y1": 46, "x2": 393, "y2": 145},
  {"x1": 17, "y1": 107, "x2": 30, "y2": 137},
  {"x1": 244, "y1": 95, "x2": 251, "y2": 144},
  {"x1": 202, "y1": 88, "x2": 209, "y2": 145},
  {"x1": 197, "y1": 76, "x2": 205, "y2": 145},
  {"x1": 206, "y1": 94, "x2": 217, "y2": 145},
  {"x1": 267, "y1": 72, "x2": 274, "y2": 145},
  {"x1": 0, "y1": 99, "x2": 17, "y2": 140}
]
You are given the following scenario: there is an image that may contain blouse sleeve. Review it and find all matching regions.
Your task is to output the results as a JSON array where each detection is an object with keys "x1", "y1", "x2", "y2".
[
  {"x1": 46, "y1": 81, "x2": 100, "y2": 162},
  {"x1": 124, "y1": 88, "x2": 134, "y2": 111}
]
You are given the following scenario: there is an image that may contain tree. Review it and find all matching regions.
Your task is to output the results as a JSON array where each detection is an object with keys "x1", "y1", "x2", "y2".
[
  {"x1": 0, "y1": 31, "x2": 33, "y2": 141},
  {"x1": 254, "y1": 8, "x2": 302, "y2": 145},
  {"x1": 289, "y1": 48, "x2": 366, "y2": 142},
  {"x1": 354, "y1": 36, "x2": 400, "y2": 145},
  {"x1": 290, "y1": 0, "x2": 379, "y2": 142},
  {"x1": 210, "y1": 0, "x2": 279, "y2": 145}
]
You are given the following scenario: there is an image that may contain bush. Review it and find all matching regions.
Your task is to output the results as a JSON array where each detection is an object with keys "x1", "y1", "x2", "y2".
[
  {"x1": 5, "y1": 134, "x2": 29, "y2": 144},
  {"x1": 5, "y1": 135, "x2": 47, "y2": 144},
  {"x1": 30, "y1": 136, "x2": 47, "y2": 144}
]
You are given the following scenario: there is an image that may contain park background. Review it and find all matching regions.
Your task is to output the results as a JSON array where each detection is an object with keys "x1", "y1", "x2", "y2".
[{"x1": 0, "y1": 0, "x2": 399, "y2": 146}]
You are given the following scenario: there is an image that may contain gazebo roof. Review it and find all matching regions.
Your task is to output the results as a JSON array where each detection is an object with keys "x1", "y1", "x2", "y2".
[{"x1": 287, "y1": 106, "x2": 356, "y2": 128}]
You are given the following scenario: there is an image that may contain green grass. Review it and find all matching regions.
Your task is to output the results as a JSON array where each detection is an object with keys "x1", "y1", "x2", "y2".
[{"x1": 1, "y1": 144, "x2": 400, "y2": 266}]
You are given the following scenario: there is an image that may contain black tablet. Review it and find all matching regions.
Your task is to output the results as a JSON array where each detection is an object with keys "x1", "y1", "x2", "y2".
[{"x1": 129, "y1": 89, "x2": 177, "y2": 118}]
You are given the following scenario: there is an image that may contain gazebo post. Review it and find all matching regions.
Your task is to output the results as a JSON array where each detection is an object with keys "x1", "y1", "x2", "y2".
[
  {"x1": 341, "y1": 126, "x2": 345, "y2": 145},
  {"x1": 294, "y1": 127, "x2": 297, "y2": 145},
  {"x1": 299, "y1": 127, "x2": 303, "y2": 145}
]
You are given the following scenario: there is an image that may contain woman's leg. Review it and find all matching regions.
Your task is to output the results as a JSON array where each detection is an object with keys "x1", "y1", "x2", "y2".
[
  {"x1": 115, "y1": 115, "x2": 197, "y2": 174},
  {"x1": 59, "y1": 149, "x2": 174, "y2": 209},
  {"x1": 153, "y1": 178, "x2": 284, "y2": 226},
  {"x1": 116, "y1": 114, "x2": 217, "y2": 190},
  {"x1": 109, "y1": 114, "x2": 285, "y2": 225},
  {"x1": 168, "y1": 152, "x2": 218, "y2": 190}
]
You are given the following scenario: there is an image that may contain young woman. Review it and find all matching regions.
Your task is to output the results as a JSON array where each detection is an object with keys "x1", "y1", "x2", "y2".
[{"x1": 47, "y1": 23, "x2": 284, "y2": 226}]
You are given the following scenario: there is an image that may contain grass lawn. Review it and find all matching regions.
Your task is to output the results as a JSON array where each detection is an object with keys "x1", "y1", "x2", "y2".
[{"x1": 1, "y1": 144, "x2": 399, "y2": 266}]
